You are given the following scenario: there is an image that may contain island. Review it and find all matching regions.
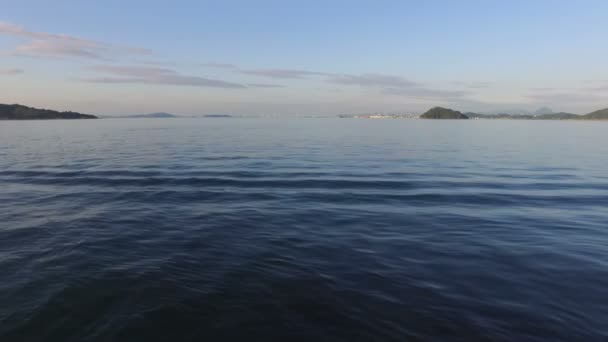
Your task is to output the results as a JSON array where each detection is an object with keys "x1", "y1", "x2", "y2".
[
  {"x1": 340, "y1": 106, "x2": 608, "y2": 121},
  {"x1": 465, "y1": 112, "x2": 580, "y2": 120},
  {"x1": 465, "y1": 108, "x2": 608, "y2": 120},
  {"x1": 204, "y1": 114, "x2": 233, "y2": 118},
  {"x1": 103, "y1": 112, "x2": 179, "y2": 119},
  {"x1": 581, "y1": 108, "x2": 608, "y2": 120},
  {"x1": 420, "y1": 107, "x2": 469, "y2": 119},
  {"x1": 0, "y1": 104, "x2": 97, "y2": 120}
]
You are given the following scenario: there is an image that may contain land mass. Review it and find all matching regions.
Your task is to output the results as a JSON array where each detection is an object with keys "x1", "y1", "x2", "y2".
[
  {"x1": 582, "y1": 108, "x2": 608, "y2": 120},
  {"x1": 204, "y1": 114, "x2": 233, "y2": 118},
  {"x1": 0, "y1": 104, "x2": 97, "y2": 120},
  {"x1": 465, "y1": 112, "x2": 580, "y2": 120},
  {"x1": 102, "y1": 113, "x2": 234, "y2": 118},
  {"x1": 423, "y1": 107, "x2": 608, "y2": 120},
  {"x1": 103, "y1": 112, "x2": 179, "y2": 118},
  {"x1": 420, "y1": 107, "x2": 469, "y2": 119}
]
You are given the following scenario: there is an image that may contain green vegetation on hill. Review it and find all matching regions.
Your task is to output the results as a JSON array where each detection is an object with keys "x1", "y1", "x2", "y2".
[
  {"x1": 537, "y1": 112, "x2": 579, "y2": 120},
  {"x1": 0, "y1": 104, "x2": 97, "y2": 120},
  {"x1": 465, "y1": 112, "x2": 531, "y2": 119},
  {"x1": 580, "y1": 108, "x2": 608, "y2": 120},
  {"x1": 420, "y1": 107, "x2": 468, "y2": 119},
  {"x1": 466, "y1": 112, "x2": 580, "y2": 120}
]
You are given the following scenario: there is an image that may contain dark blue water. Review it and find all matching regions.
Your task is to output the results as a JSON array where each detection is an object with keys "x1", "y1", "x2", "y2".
[{"x1": 1, "y1": 118, "x2": 607, "y2": 341}]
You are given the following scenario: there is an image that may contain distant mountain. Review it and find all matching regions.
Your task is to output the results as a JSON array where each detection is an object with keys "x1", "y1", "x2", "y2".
[
  {"x1": 487, "y1": 109, "x2": 531, "y2": 116},
  {"x1": 0, "y1": 104, "x2": 97, "y2": 120},
  {"x1": 204, "y1": 114, "x2": 233, "y2": 118},
  {"x1": 580, "y1": 108, "x2": 608, "y2": 120},
  {"x1": 536, "y1": 112, "x2": 579, "y2": 120},
  {"x1": 466, "y1": 111, "x2": 579, "y2": 120},
  {"x1": 122, "y1": 112, "x2": 178, "y2": 118},
  {"x1": 420, "y1": 107, "x2": 468, "y2": 119},
  {"x1": 534, "y1": 107, "x2": 554, "y2": 115},
  {"x1": 465, "y1": 112, "x2": 533, "y2": 119}
]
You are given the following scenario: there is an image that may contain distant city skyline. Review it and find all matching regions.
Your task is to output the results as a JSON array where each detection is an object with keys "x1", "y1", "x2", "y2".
[{"x1": 1, "y1": 0, "x2": 607, "y2": 115}]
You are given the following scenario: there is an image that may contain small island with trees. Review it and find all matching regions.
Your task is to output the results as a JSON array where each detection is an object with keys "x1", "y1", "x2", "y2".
[
  {"x1": 420, "y1": 107, "x2": 469, "y2": 119},
  {"x1": 419, "y1": 106, "x2": 608, "y2": 120},
  {"x1": 0, "y1": 104, "x2": 97, "y2": 120}
]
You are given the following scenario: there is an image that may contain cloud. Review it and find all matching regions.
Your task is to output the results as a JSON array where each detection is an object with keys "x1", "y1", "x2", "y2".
[
  {"x1": 240, "y1": 68, "x2": 331, "y2": 79},
  {"x1": 327, "y1": 73, "x2": 419, "y2": 88},
  {"x1": 14, "y1": 39, "x2": 106, "y2": 59},
  {"x1": 467, "y1": 81, "x2": 493, "y2": 89},
  {"x1": 585, "y1": 82, "x2": 608, "y2": 92},
  {"x1": 203, "y1": 62, "x2": 238, "y2": 69},
  {"x1": 383, "y1": 87, "x2": 469, "y2": 99},
  {"x1": 450, "y1": 81, "x2": 493, "y2": 89},
  {"x1": 85, "y1": 65, "x2": 246, "y2": 88},
  {"x1": 582, "y1": 79, "x2": 608, "y2": 84},
  {"x1": 0, "y1": 68, "x2": 24, "y2": 75},
  {"x1": 527, "y1": 92, "x2": 603, "y2": 103},
  {"x1": 323, "y1": 73, "x2": 468, "y2": 99},
  {"x1": 0, "y1": 21, "x2": 150, "y2": 60},
  {"x1": 590, "y1": 86, "x2": 608, "y2": 92},
  {"x1": 247, "y1": 83, "x2": 285, "y2": 88},
  {"x1": 530, "y1": 87, "x2": 563, "y2": 91},
  {"x1": 580, "y1": 80, "x2": 608, "y2": 92},
  {"x1": 203, "y1": 63, "x2": 469, "y2": 100}
]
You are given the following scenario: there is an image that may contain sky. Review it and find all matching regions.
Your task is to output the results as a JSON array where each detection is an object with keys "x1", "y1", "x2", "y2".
[{"x1": 1, "y1": 0, "x2": 607, "y2": 115}]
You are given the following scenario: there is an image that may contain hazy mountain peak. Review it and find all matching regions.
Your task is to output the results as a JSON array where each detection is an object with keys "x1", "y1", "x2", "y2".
[{"x1": 534, "y1": 107, "x2": 554, "y2": 115}]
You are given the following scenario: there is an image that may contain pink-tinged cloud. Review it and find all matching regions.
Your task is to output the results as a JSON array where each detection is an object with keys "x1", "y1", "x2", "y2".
[
  {"x1": 0, "y1": 21, "x2": 151, "y2": 60},
  {"x1": 85, "y1": 65, "x2": 246, "y2": 89}
]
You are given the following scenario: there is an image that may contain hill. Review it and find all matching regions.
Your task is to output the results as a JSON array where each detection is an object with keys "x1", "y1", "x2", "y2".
[
  {"x1": 580, "y1": 108, "x2": 608, "y2": 120},
  {"x1": 536, "y1": 112, "x2": 579, "y2": 120},
  {"x1": 105, "y1": 112, "x2": 179, "y2": 118},
  {"x1": 534, "y1": 107, "x2": 554, "y2": 115},
  {"x1": 420, "y1": 107, "x2": 468, "y2": 119},
  {"x1": 466, "y1": 112, "x2": 579, "y2": 120},
  {"x1": 204, "y1": 114, "x2": 233, "y2": 118},
  {"x1": 0, "y1": 104, "x2": 97, "y2": 120}
]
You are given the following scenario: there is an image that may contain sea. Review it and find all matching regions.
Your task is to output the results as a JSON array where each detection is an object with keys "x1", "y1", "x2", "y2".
[{"x1": 1, "y1": 118, "x2": 607, "y2": 341}]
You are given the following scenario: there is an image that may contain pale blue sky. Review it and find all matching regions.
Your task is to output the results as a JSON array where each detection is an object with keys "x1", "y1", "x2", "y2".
[{"x1": 1, "y1": 0, "x2": 607, "y2": 115}]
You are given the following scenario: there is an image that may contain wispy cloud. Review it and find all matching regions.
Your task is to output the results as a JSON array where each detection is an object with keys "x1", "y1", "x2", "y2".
[
  {"x1": 527, "y1": 92, "x2": 603, "y2": 103},
  {"x1": 584, "y1": 81, "x2": 608, "y2": 92},
  {"x1": 530, "y1": 87, "x2": 563, "y2": 92},
  {"x1": 383, "y1": 87, "x2": 468, "y2": 99},
  {"x1": 0, "y1": 21, "x2": 150, "y2": 60},
  {"x1": 590, "y1": 85, "x2": 608, "y2": 92},
  {"x1": 467, "y1": 81, "x2": 493, "y2": 89},
  {"x1": 203, "y1": 62, "x2": 463, "y2": 98},
  {"x1": 324, "y1": 73, "x2": 468, "y2": 99},
  {"x1": 85, "y1": 65, "x2": 246, "y2": 88},
  {"x1": 450, "y1": 81, "x2": 493, "y2": 89},
  {"x1": 582, "y1": 79, "x2": 608, "y2": 84},
  {"x1": 240, "y1": 68, "x2": 331, "y2": 79},
  {"x1": 203, "y1": 63, "x2": 330, "y2": 79},
  {"x1": 247, "y1": 83, "x2": 285, "y2": 88},
  {"x1": 203, "y1": 62, "x2": 238, "y2": 69},
  {"x1": 327, "y1": 73, "x2": 419, "y2": 88},
  {"x1": 0, "y1": 68, "x2": 24, "y2": 75}
]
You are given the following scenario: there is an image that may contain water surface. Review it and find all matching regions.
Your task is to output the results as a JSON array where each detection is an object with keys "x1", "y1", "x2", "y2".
[{"x1": 1, "y1": 118, "x2": 607, "y2": 341}]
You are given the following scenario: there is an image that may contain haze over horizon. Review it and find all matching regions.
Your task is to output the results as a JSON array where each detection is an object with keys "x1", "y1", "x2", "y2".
[{"x1": 1, "y1": 0, "x2": 607, "y2": 116}]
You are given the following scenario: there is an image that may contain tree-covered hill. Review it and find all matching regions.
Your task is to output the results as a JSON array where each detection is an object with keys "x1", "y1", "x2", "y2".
[
  {"x1": 420, "y1": 107, "x2": 469, "y2": 119},
  {"x1": 0, "y1": 104, "x2": 97, "y2": 120}
]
